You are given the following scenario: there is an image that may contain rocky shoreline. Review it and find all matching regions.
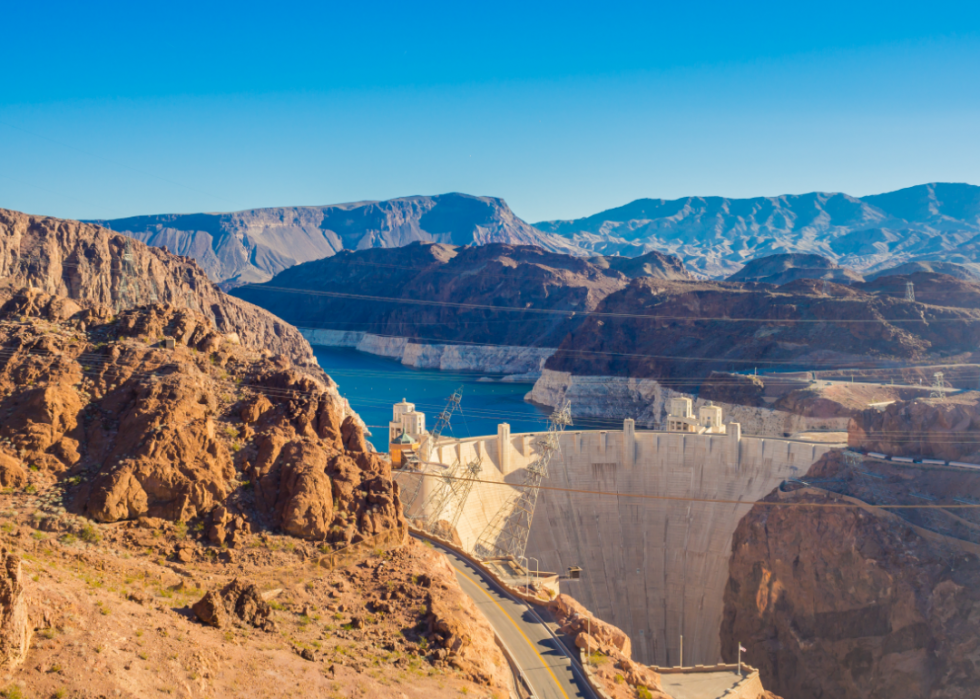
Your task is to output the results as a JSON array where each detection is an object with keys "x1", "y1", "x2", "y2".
[{"x1": 300, "y1": 328, "x2": 555, "y2": 379}]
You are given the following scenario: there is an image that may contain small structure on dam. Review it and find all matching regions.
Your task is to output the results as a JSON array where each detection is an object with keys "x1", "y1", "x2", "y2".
[{"x1": 395, "y1": 397, "x2": 846, "y2": 667}]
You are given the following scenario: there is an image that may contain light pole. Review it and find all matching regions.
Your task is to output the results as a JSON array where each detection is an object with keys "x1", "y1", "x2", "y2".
[{"x1": 518, "y1": 555, "x2": 529, "y2": 591}]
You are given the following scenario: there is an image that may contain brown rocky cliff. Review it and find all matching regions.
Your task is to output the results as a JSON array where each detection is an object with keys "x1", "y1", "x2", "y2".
[
  {"x1": 722, "y1": 457, "x2": 980, "y2": 699},
  {"x1": 0, "y1": 208, "x2": 316, "y2": 368},
  {"x1": 0, "y1": 288, "x2": 404, "y2": 546},
  {"x1": 850, "y1": 396, "x2": 980, "y2": 462},
  {"x1": 232, "y1": 241, "x2": 689, "y2": 349},
  {"x1": 546, "y1": 276, "x2": 980, "y2": 385}
]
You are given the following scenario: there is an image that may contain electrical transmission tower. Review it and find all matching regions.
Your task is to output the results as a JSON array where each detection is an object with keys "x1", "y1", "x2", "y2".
[
  {"x1": 419, "y1": 455, "x2": 483, "y2": 537},
  {"x1": 474, "y1": 401, "x2": 572, "y2": 560},
  {"x1": 421, "y1": 386, "x2": 464, "y2": 462},
  {"x1": 930, "y1": 372, "x2": 948, "y2": 401},
  {"x1": 398, "y1": 387, "x2": 463, "y2": 516},
  {"x1": 905, "y1": 281, "x2": 915, "y2": 302}
]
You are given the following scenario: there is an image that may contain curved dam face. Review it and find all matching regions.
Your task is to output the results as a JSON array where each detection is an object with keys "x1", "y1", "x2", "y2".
[{"x1": 416, "y1": 422, "x2": 839, "y2": 667}]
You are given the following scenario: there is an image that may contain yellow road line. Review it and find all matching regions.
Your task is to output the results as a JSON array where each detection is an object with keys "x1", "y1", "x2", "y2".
[{"x1": 455, "y1": 565, "x2": 571, "y2": 699}]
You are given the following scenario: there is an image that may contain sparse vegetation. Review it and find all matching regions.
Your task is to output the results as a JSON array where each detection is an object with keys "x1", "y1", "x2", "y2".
[
  {"x1": 1, "y1": 684, "x2": 25, "y2": 699},
  {"x1": 79, "y1": 523, "x2": 101, "y2": 544},
  {"x1": 637, "y1": 686, "x2": 654, "y2": 699}
]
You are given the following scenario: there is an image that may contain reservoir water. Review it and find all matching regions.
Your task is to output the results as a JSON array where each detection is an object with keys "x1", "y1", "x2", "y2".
[{"x1": 312, "y1": 345, "x2": 556, "y2": 443}]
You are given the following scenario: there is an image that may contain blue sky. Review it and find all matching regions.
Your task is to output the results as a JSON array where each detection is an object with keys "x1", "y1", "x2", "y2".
[{"x1": 2, "y1": 1, "x2": 979, "y2": 222}]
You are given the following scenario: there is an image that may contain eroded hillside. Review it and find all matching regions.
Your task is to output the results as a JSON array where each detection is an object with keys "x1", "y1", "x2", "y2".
[
  {"x1": 0, "y1": 209, "x2": 316, "y2": 367},
  {"x1": 0, "y1": 289, "x2": 518, "y2": 698}
]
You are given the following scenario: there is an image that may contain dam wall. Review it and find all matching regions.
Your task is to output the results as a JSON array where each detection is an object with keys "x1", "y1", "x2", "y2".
[
  {"x1": 438, "y1": 422, "x2": 840, "y2": 667},
  {"x1": 526, "y1": 368, "x2": 849, "y2": 436}
]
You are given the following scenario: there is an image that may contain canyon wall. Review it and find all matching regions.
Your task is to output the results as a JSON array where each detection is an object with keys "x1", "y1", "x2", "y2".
[
  {"x1": 432, "y1": 424, "x2": 837, "y2": 666},
  {"x1": 724, "y1": 481, "x2": 980, "y2": 699}
]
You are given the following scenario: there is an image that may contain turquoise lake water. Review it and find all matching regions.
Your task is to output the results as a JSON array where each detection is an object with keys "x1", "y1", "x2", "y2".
[{"x1": 312, "y1": 345, "x2": 556, "y2": 443}]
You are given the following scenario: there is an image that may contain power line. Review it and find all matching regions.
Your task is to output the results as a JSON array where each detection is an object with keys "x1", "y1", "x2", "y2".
[
  {"x1": 409, "y1": 470, "x2": 980, "y2": 510},
  {"x1": 246, "y1": 284, "x2": 980, "y2": 324}
]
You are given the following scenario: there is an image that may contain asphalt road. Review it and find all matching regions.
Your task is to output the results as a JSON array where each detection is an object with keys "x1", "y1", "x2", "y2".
[{"x1": 431, "y1": 542, "x2": 596, "y2": 699}]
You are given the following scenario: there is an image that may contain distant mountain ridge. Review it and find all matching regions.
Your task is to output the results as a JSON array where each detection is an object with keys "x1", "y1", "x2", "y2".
[
  {"x1": 95, "y1": 193, "x2": 579, "y2": 288},
  {"x1": 535, "y1": 182, "x2": 980, "y2": 278},
  {"x1": 98, "y1": 183, "x2": 980, "y2": 285}
]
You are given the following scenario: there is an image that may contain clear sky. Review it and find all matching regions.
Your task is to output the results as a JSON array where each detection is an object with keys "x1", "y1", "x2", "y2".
[{"x1": 2, "y1": 0, "x2": 980, "y2": 223}]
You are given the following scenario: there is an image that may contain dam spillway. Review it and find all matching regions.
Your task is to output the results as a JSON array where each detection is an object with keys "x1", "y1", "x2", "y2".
[{"x1": 401, "y1": 420, "x2": 839, "y2": 666}]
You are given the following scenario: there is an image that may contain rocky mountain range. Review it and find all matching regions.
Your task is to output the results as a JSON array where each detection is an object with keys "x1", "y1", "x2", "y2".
[
  {"x1": 97, "y1": 183, "x2": 980, "y2": 288},
  {"x1": 96, "y1": 193, "x2": 579, "y2": 288},
  {"x1": 536, "y1": 182, "x2": 980, "y2": 278}
]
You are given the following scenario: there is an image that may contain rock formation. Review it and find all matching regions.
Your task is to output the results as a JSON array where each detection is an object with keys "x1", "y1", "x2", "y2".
[
  {"x1": 0, "y1": 208, "x2": 316, "y2": 367},
  {"x1": 850, "y1": 395, "x2": 980, "y2": 462},
  {"x1": 727, "y1": 253, "x2": 864, "y2": 285},
  {"x1": 192, "y1": 579, "x2": 274, "y2": 630},
  {"x1": 0, "y1": 287, "x2": 405, "y2": 546},
  {"x1": 548, "y1": 594, "x2": 670, "y2": 699},
  {"x1": 723, "y1": 451, "x2": 980, "y2": 699}
]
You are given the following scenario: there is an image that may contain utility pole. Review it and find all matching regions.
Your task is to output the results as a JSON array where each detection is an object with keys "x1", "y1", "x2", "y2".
[{"x1": 680, "y1": 634, "x2": 683, "y2": 667}]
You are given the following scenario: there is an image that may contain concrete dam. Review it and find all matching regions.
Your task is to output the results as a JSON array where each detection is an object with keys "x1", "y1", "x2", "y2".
[{"x1": 397, "y1": 414, "x2": 840, "y2": 666}]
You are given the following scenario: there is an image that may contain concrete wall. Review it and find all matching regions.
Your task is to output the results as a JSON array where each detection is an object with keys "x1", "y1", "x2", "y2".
[
  {"x1": 436, "y1": 423, "x2": 836, "y2": 667},
  {"x1": 526, "y1": 369, "x2": 849, "y2": 436}
]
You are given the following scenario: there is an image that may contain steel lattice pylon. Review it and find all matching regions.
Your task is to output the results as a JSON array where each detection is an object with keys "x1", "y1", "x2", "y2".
[
  {"x1": 474, "y1": 401, "x2": 572, "y2": 560},
  {"x1": 420, "y1": 456, "x2": 483, "y2": 536},
  {"x1": 398, "y1": 387, "x2": 463, "y2": 516}
]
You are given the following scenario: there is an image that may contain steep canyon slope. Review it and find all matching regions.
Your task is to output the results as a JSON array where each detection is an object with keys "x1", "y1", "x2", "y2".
[
  {"x1": 0, "y1": 209, "x2": 315, "y2": 367},
  {"x1": 723, "y1": 451, "x2": 980, "y2": 699}
]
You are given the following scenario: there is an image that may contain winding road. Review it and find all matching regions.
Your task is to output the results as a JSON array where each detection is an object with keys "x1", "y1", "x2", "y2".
[{"x1": 421, "y1": 537, "x2": 596, "y2": 699}]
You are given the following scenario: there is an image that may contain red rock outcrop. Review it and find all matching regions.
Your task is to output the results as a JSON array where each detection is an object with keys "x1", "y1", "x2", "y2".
[
  {"x1": 0, "y1": 208, "x2": 316, "y2": 367},
  {"x1": 548, "y1": 593, "x2": 670, "y2": 699},
  {"x1": 192, "y1": 579, "x2": 274, "y2": 630},
  {"x1": 0, "y1": 287, "x2": 405, "y2": 546},
  {"x1": 723, "y1": 459, "x2": 980, "y2": 699}
]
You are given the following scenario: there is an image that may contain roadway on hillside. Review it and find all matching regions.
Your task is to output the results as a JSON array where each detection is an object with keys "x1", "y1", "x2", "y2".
[{"x1": 422, "y1": 538, "x2": 596, "y2": 699}]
